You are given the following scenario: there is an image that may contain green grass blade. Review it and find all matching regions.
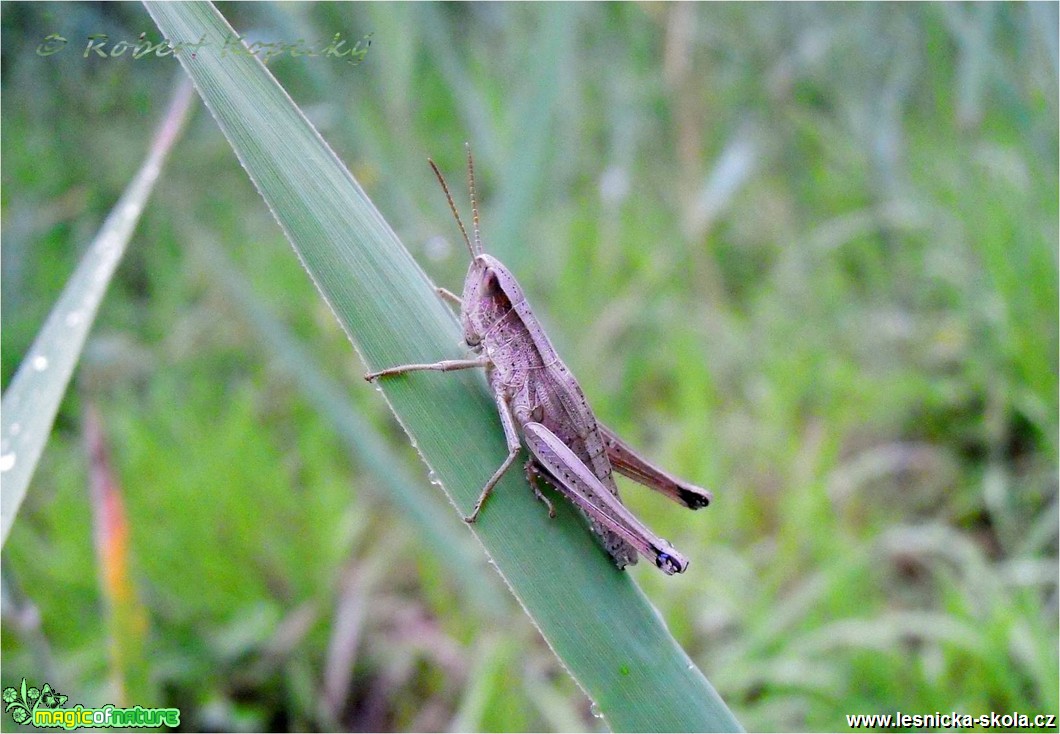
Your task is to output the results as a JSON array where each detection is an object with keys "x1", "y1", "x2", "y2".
[
  {"x1": 0, "y1": 79, "x2": 196, "y2": 546},
  {"x1": 143, "y1": 3, "x2": 740, "y2": 730}
]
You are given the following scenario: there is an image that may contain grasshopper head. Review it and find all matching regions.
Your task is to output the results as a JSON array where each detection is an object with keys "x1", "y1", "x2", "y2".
[
  {"x1": 431, "y1": 146, "x2": 523, "y2": 350},
  {"x1": 460, "y1": 254, "x2": 518, "y2": 350},
  {"x1": 460, "y1": 256, "x2": 490, "y2": 349}
]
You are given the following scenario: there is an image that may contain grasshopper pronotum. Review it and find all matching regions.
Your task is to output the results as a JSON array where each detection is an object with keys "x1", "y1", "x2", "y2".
[{"x1": 366, "y1": 146, "x2": 712, "y2": 575}]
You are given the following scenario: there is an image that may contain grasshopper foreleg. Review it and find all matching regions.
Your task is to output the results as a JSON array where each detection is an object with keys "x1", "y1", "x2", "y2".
[
  {"x1": 465, "y1": 389, "x2": 522, "y2": 523},
  {"x1": 364, "y1": 355, "x2": 489, "y2": 381},
  {"x1": 436, "y1": 287, "x2": 462, "y2": 307}
]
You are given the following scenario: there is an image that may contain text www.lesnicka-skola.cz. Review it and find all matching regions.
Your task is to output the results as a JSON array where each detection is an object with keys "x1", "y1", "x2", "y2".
[{"x1": 846, "y1": 711, "x2": 1057, "y2": 729}]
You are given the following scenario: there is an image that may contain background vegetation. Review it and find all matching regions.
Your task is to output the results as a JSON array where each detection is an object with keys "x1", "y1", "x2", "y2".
[{"x1": 2, "y1": 2, "x2": 1057, "y2": 731}]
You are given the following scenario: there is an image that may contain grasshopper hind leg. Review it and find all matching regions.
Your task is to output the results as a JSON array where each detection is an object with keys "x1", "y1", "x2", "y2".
[
  {"x1": 525, "y1": 460, "x2": 638, "y2": 570},
  {"x1": 526, "y1": 455, "x2": 638, "y2": 570},
  {"x1": 522, "y1": 423, "x2": 686, "y2": 573}
]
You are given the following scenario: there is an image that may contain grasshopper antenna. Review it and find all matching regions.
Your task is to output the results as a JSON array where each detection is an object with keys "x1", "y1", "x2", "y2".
[
  {"x1": 465, "y1": 142, "x2": 483, "y2": 255},
  {"x1": 428, "y1": 157, "x2": 477, "y2": 258}
]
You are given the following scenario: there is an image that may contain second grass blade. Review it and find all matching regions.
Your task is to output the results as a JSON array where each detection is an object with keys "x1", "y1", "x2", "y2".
[{"x1": 0, "y1": 79, "x2": 196, "y2": 546}]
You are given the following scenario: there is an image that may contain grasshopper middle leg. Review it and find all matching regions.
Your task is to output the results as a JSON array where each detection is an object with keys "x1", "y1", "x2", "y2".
[{"x1": 465, "y1": 389, "x2": 522, "y2": 523}]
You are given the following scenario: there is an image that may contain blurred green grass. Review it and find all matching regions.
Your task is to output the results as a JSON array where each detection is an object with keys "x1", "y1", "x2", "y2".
[{"x1": 2, "y1": 2, "x2": 1057, "y2": 731}]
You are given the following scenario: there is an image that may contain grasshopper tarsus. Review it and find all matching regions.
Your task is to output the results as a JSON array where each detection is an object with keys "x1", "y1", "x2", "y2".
[{"x1": 437, "y1": 287, "x2": 462, "y2": 307}]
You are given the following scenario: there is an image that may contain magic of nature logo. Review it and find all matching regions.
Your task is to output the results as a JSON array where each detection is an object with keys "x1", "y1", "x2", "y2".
[{"x1": 3, "y1": 678, "x2": 180, "y2": 730}]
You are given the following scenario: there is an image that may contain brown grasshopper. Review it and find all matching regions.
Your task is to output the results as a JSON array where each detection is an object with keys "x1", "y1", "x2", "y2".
[{"x1": 366, "y1": 146, "x2": 712, "y2": 575}]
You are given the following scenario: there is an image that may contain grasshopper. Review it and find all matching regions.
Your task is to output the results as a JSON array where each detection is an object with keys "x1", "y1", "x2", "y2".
[{"x1": 366, "y1": 146, "x2": 712, "y2": 575}]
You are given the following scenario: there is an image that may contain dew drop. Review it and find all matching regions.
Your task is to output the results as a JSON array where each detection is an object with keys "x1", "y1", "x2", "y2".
[
  {"x1": 590, "y1": 702, "x2": 603, "y2": 719},
  {"x1": 65, "y1": 311, "x2": 84, "y2": 327},
  {"x1": 0, "y1": 453, "x2": 16, "y2": 472},
  {"x1": 32, "y1": 355, "x2": 48, "y2": 371}
]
